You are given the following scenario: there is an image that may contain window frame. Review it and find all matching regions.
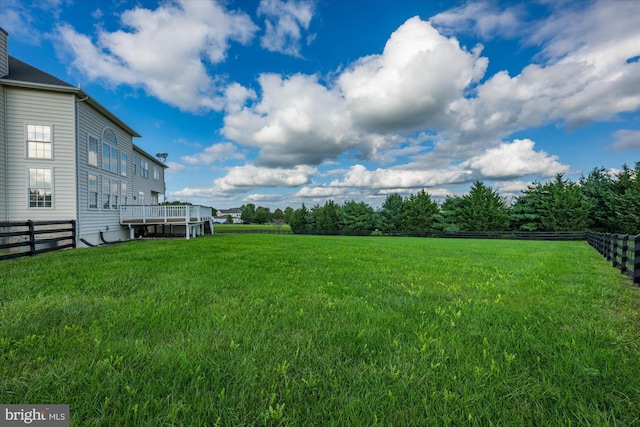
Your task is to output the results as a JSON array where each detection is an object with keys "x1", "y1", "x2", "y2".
[
  {"x1": 103, "y1": 177, "x2": 111, "y2": 210},
  {"x1": 87, "y1": 134, "x2": 99, "y2": 167},
  {"x1": 141, "y1": 159, "x2": 149, "y2": 179},
  {"x1": 27, "y1": 168, "x2": 53, "y2": 209},
  {"x1": 121, "y1": 182, "x2": 128, "y2": 206},
  {"x1": 88, "y1": 173, "x2": 99, "y2": 210},
  {"x1": 120, "y1": 152, "x2": 128, "y2": 177},
  {"x1": 101, "y1": 127, "x2": 119, "y2": 174},
  {"x1": 25, "y1": 124, "x2": 53, "y2": 160}
]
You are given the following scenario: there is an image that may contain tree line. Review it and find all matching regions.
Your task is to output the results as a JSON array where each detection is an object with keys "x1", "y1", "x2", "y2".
[{"x1": 236, "y1": 162, "x2": 640, "y2": 235}]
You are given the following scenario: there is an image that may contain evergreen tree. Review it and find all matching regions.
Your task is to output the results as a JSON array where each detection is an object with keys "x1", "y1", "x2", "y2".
[
  {"x1": 458, "y1": 181, "x2": 509, "y2": 231},
  {"x1": 379, "y1": 193, "x2": 404, "y2": 232},
  {"x1": 289, "y1": 204, "x2": 309, "y2": 233},
  {"x1": 338, "y1": 200, "x2": 375, "y2": 233},
  {"x1": 509, "y1": 183, "x2": 544, "y2": 231},
  {"x1": 401, "y1": 190, "x2": 438, "y2": 231},
  {"x1": 313, "y1": 200, "x2": 340, "y2": 232},
  {"x1": 432, "y1": 196, "x2": 464, "y2": 232},
  {"x1": 608, "y1": 162, "x2": 640, "y2": 234},
  {"x1": 538, "y1": 174, "x2": 590, "y2": 231},
  {"x1": 579, "y1": 167, "x2": 613, "y2": 231}
]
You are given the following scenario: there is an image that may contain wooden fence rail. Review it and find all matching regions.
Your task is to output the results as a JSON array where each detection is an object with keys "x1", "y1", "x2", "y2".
[
  {"x1": 0, "y1": 220, "x2": 76, "y2": 261},
  {"x1": 587, "y1": 232, "x2": 640, "y2": 285}
]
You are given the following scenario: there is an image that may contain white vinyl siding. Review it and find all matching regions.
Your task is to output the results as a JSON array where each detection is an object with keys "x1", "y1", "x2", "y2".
[
  {"x1": 132, "y1": 147, "x2": 165, "y2": 206},
  {"x1": 76, "y1": 100, "x2": 134, "y2": 242},
  {"x1": 4, "y1": 87, "x2": 75, "y2": 221}
]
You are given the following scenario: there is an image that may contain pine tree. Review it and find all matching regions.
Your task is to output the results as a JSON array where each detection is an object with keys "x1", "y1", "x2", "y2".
[{"x1": 459, "y1": 181, "x2": 509, "y2": 231}]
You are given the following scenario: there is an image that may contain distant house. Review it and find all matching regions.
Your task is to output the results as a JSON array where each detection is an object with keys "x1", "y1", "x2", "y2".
[
  {"x1": 214, "y1": 208, "x2": 243, "y2": 223},
  {"x1": 0, "y1": 27, "x2": 180, "y2": 246}
]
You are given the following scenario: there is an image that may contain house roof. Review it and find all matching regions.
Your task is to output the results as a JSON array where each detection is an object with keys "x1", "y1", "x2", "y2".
[
  {"x1": 0, "y1": 56, "x2": 141, "y2": 138},
  {"x1": 133, "y1": 145, "x2": 169, "y2": 169},
  {"x1": 5, "y1": 56, "x2": 75, "y2": 88}
]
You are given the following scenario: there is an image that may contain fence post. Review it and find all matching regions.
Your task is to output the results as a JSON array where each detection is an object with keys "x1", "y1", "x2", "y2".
[
  {"x1": 71, "y1": 220, "x2": 77, "y2": 249},
  {"x1": 620, "y1": 235, "x2": 629, "y2": 275},
  {"x1": 612, "y1": 235, "x2": 619, "y2": 267},
  {"x1": 633, "y1": 234, "x2": 640, "y2": 286},
  {"x1": 28, "y1": 220, "x2": 35, "y2": 255}
]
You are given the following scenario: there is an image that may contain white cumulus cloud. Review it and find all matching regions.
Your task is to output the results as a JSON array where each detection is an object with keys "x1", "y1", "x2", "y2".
[
  {"x1": 222, "y1": 73, "x2": 356, "y2": 167},
  {"x1": 181, "y1": 142, "x2": 245, "y2": 165},
  {"x1": 56, "y1": 0, "x2": 257, "y2": 112},
  {"x1": 213, "y1": 164, "x2": 317, "y2": 193},
  {"x1": 460, "y1": 139, "x2": 569, "y2": 179},
  {"x1": 258, "y1": 0, "x2": 315, "y2": 57}
]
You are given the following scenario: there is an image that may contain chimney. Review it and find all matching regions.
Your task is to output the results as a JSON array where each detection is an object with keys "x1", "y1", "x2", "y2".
[{"x1": 0, "y1": 28, "x2": 8, "y2": 78}]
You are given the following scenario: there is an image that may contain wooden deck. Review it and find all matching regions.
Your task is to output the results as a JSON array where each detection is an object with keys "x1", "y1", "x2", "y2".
[{"x1": 120, "y1": 205, "x2": 213, "y2": 239}]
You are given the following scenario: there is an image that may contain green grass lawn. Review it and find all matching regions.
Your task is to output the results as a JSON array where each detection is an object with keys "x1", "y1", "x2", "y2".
[{"x1": 1, "y1": 235, "x2": 639, "y2": 426}]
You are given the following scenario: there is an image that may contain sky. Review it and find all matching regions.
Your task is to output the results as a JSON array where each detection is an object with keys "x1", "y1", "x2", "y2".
[{"x1": 1, "y1": 0, "x2": 639, "y2": 210}]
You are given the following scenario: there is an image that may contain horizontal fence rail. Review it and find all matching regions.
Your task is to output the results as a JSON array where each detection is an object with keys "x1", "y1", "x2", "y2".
[
  {"x1": 587, "y1": 232, "x2": 640, "y2": 285},
  {"x1": 0, "y1": 220, "x2": 76, "y2": 261},
  {"x1": 215, "y1": 228, "x2": 586, "y2": 240},
  {"x1": 292, "y1": 230, "x2": 587, "y2": 240}
]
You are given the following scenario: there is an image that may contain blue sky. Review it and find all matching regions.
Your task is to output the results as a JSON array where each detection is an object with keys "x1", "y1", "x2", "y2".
[{"x1": 2, "y1": 0, "x2": 639, "y2": 210}]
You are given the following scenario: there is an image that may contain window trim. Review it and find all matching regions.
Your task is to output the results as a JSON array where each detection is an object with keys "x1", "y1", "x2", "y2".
[
  {"x1": 87, "y1": 133, "x2": 99, "y2": 167},
  {"x1": 103, "y1": 177, "x2": 111, "y2": 210},
  {"x1": 27, "y1": 167, "x2": 53, "y2": 209},
  {"x1": 101, "y1": 127, "x2": 119, "y2": 174},
  {"x1": 25, "y1": 124, "x2": 53, "y2": 160},
  {"x1": 88, "y1": 173, "x2": 99, "y2": 210},
  {"x1": 120, "y1": 152, "x2": 128, "y2": 177},
  {"x1": 141, "y1": 159, "x2": 149, "y2": 179},
  {"x1": 121, "y1": 182, "x2": 128, "y2": 206}
]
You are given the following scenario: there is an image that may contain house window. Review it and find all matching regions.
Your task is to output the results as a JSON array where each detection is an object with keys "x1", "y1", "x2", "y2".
[
  {"x1": 28, "y1": 168, "x2": 52, "y2": 208},
  {"x1": 121, "y1": 182, "x2": 128, "y2": 206},
  {"x1": 88, "y1": 174, "x2": 98, "y2": 209},
  {"x1": 141, "y1": 159, "x2": 149, "y2": 178},
  {"x1": 103, "y1": 177, "x2": 111, "y2": 209},
  {"x1": 101, "y1": 128, "x2": 118, "y2": 174},
  {"x1": 120, "y1": 153, "x2": 127, "y2": 176},
  {"x1": 26, "y1": 124, "x2": 52, "y2": 159},
  {"x1": 132, "y1": 155, "x2": 137, "y2": 174},
  {"x1": 153, "y1": 166, "x2": 159, "y2": 180},
  {"x1": 88, "y1": 135, "x2": 99, "y2": 166},
  {"x1": 111, "y1": 180, "x2": 119, "y2": 209}
]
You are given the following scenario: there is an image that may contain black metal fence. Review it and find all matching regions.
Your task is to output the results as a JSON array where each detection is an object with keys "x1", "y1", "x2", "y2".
[
  {"x1": 587, "y1": 232, "x2": 640, "y2": 285},
  {"x1": 0, "y1": 220, "x2": 76, "y2": 261}
]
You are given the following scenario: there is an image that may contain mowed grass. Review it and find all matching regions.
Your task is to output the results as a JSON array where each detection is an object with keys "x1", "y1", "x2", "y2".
[{"x1": 1, "y1": 235, "x2": 639, "y2": 426}]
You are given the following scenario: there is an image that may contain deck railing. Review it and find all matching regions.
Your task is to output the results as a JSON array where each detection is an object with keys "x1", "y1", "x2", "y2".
[{"x1": 120, "y1": 205, "x2": 212, "y2": 224}]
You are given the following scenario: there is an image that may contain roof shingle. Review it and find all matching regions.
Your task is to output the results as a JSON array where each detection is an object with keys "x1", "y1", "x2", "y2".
[{"x1": 3, "y1": 56, "x2": 75, "y2": 88}]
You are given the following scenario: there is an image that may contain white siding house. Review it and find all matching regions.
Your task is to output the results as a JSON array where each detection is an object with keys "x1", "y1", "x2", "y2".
[{"x1": 0, "y1": 28, "x2": 172, "y2": 246}]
